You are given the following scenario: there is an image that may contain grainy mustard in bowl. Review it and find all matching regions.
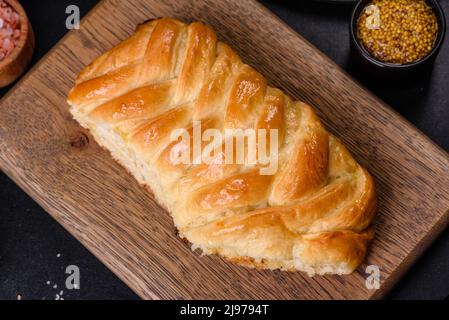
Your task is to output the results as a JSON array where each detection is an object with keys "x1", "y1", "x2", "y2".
[
  {"x1": 350, "y1": 0, "x2": 446, "y2": 78},
  {"x1": 357, "y1": 0, "x2": 438, "y2": 65}
]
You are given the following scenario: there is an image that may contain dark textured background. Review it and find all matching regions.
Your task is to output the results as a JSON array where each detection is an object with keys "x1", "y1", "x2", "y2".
[{"x1": 0, "y1": 0, "x2": 448, "y2": 300}]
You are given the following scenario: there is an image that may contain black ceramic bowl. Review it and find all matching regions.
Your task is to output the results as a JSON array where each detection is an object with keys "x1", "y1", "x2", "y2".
[{"x1": 350, "y1": 0, "x2": 446, "y2": 79}]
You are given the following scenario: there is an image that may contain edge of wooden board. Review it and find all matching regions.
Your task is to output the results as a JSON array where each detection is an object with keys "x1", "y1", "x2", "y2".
[{"x1": 372, "y1": 208, "x2": 449, "y2": 299}]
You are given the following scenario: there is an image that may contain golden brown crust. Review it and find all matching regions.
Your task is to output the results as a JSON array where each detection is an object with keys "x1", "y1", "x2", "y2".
[{"x1": 67, "y1": 18, "x2": 377, "y2": 276}]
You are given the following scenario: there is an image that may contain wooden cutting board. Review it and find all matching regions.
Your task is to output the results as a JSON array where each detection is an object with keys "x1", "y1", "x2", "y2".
[{"x1": 1, "y1": 0, "x2": 448, "y2": 300}]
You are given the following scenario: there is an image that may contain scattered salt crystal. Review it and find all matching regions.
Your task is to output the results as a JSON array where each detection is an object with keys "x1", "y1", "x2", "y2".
[
  {"x1": 2, "y1": 37, "x2": 9, "y2": 48},
  {"x1": 55, "y1": 294, "x2": 60, "y2": 300},
  {"x1": 53, "y1": 284, "x2": 57, "y2": 289},
  {"x1": 46, "y1": 281, "x2": 50, "y2": 285},
  {"x1": 4, "y1": 7, "x2": 11, "y2": 20},
  {"x1": 56, "y1": 253, "x2": 61, "y2": 258},
  {"x1": 59, "y1": 290, "x2": 63, "y2": 296},
  {"x1": 0, "y1": 1, "x2": 21, "y2": 61},
  {"x1": 17, "y1": 294, "x2": 21, "y2": 300}
]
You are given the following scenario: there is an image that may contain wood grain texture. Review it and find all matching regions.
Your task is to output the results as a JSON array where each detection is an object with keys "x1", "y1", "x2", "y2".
[{"x1": 0, "y1": 0, "x2": 448, "y2": 299}]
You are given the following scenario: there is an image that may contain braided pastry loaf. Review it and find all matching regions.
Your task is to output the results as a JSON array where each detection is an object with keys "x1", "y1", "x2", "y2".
[{"x1": 67, "y1": 18, "x2": 376, "y2": 276}]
